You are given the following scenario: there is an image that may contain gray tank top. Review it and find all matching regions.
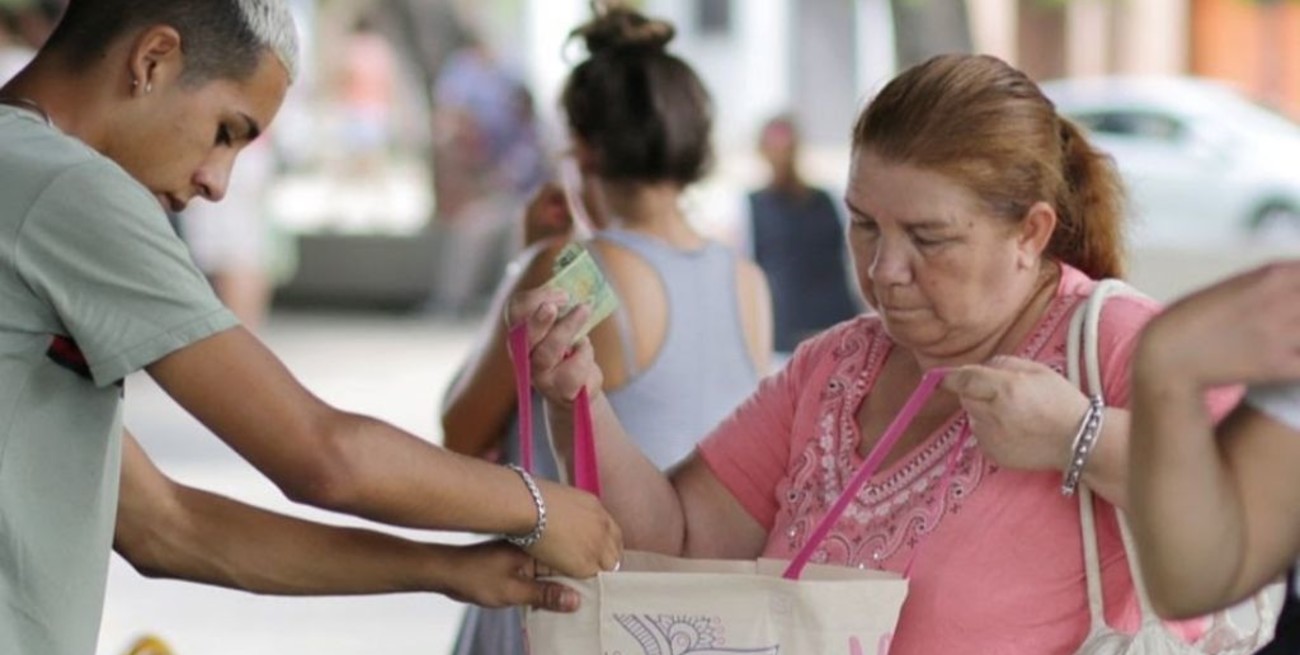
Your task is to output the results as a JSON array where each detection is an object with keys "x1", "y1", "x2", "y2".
[
  {"x1": 500, "y1": 228, "x2": 759, "y2": 477},
  {"x1": 594, "y1": 228, "x2": 759, "y2": 468}
]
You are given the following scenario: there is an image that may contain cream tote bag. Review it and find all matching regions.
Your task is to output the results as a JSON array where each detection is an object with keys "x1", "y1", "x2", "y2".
[{"x1": 506, "y1": 327, "x2": 969, "y2": 655}]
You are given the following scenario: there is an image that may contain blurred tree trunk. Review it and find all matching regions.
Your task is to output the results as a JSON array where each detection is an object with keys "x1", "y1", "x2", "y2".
[
  {"x1": 381, "y1": 0, "x2": 467, "y2": 108},
  {"x1": 890, "y1": 0, "x2": 974, "y2": 69}
]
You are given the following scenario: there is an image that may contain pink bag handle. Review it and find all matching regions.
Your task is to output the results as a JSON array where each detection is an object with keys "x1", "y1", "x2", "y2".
[
  {"x1": 783, "y1": 368, "x2": 970, "y2": 580},
  {"x1": 508, "y1": 325, "x2": 601, "y2": 496}
]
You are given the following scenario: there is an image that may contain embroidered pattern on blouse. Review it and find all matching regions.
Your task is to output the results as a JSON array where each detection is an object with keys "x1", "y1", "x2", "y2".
[{"x1": 778, "y1": 294, "x2": 1079, "y2": 569}]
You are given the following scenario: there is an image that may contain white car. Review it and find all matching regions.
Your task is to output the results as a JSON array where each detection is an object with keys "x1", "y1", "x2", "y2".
[{"x1": 1042, "y1": 76, "x2": 1300, "y2": 247}]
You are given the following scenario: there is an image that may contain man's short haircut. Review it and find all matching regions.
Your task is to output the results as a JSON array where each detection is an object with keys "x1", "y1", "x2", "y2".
[{"x1": 43, "y1": 0, "x2": 299, "y2": 85}]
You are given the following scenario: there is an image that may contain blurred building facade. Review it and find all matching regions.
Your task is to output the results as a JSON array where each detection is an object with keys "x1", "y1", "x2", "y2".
[
  {"x1": 972, "y1": 0, "x2": 1300, "y2": 119},
  {"x1": 1192, "y1": 0, "x2": 1300, "y2": 118}
]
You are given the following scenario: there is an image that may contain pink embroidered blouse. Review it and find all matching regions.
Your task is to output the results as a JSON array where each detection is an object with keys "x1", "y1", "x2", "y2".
[{"x1": 698, "y1": 264, "x2": 1232, "y2": 654}]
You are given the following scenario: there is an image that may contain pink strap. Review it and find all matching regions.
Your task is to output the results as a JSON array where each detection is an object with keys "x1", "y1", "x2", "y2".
[
  {"x1": 573, "y1": 387, "x2": 601, "y2": 496},
  {"x1": 783, "y1": 368, "x2": 963, "y2": 580},
  {"x1": 507, "y1": 325, "x2": 535, "y2": 473},
  {"x1": 507, "y1": 324, "x2": 601, "y2": 496}
]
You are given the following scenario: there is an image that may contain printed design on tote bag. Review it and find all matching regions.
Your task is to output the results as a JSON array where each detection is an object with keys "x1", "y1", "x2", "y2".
[
  {"x1": 612, "y1": 614, "x2": 780, "y2": 655},
  {"x1": 848, "y1": 634, "x2": 893, "y2": 655}
]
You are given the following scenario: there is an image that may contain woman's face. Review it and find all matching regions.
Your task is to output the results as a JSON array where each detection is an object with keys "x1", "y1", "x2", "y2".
[{"x1": 845, "y1": 149, "x2": 1051, "y2": 360}]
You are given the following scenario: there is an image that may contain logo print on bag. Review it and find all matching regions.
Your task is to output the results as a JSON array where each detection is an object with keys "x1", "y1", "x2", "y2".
[
  {"x1": 848, "y1": 634, "x2": 893, "y2": 655},
  {"x1": 612, "y1": 614, "x2": 779, "y2": 655}
]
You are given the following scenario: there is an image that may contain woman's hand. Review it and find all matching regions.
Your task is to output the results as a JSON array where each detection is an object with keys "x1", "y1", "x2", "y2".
[
  {"x1": 502, "y1": 286, "x2": 621, "y2": 576},
  {"x1": 506, "y1": 287, "x2": 603, "y2": 407},
  {"x1": 523, "y1": 184, "x2": 574, "y2": 247},
  {"x1": 943, "y1": 356, "x2": 1088, "y2": 471},
  {"x1": 1137, "y1": 260, "x2": 1300, "y2": 390}
]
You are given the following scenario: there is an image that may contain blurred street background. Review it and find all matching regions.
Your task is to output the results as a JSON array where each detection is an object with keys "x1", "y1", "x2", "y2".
[{"x1": 3, "y1": 0, "x2": 1300, "y2": 653}]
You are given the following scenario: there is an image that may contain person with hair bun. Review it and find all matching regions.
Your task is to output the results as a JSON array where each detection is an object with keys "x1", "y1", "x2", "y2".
[
  {"x1": 508, "y1": 54, "x2": 1261, "y2": 653},
  {"x1": 445, "y1": 5, "x2": 771, "y2": 654}
]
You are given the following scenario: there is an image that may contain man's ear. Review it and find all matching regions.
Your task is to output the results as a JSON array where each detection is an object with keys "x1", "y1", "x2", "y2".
[{"x1": 127, "y1": 25, "x2": 184, "y2": 95}]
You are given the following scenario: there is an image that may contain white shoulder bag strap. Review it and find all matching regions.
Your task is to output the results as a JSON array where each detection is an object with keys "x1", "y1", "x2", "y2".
[
  {"x1": 1065, "y1": 280, "x2": 1166, "y2": 635},
  {"x1": 1069, "y1": 282, "x2": 1284, "y2": 655}
]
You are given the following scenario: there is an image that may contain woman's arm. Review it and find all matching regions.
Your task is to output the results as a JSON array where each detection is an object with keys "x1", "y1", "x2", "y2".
[
  {"x1": 1129, "y1": 262, "x2": 1300, "y2": 617},
  {"x1": 943, "y1": 294, "x2": 1217, "y2": 509},
  {"x1": 944, "y1": 356, "x2": 1133, "y2": 504},
  {"x1": 510, "y1": 289, "x2": 769, "y2": 558},
  {"x1": 442, "y1": 240, "x2": 563, "y2": 457},
  {"x1": 735, "y1": 258, "x2": 774, "y2": 375}
]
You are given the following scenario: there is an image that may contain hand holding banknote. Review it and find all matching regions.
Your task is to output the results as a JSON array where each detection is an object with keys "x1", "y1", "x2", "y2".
[
  {"x1": 507, "y1": 244, "x2": 618, "y2": 407},
  {"x1": 541, "y1": 244, "x2": 619, "y2": 344}
]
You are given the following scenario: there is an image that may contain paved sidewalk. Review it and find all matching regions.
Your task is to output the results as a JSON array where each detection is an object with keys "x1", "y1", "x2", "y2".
[{"x1": 98, "y1": 311, "x2": 484, "y2": 655}]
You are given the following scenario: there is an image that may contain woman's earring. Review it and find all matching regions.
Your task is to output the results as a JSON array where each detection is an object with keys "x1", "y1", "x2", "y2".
[{"x1": 145, "y1": 82, "x2": 153, "y2": 94}]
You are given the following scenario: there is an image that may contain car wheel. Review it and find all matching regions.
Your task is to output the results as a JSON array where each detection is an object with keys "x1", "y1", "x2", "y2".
[{"x1": 1249, "y1": 201, "x2": 1300, "y2": 242}]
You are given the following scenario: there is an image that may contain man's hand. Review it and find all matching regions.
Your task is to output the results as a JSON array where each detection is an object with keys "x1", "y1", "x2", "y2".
[
  {"x1": 522, "y1": 479, "x2": 622, "y2": 578},
  {"x1": 441, "y1": 541, "x2": 582, "y2": 611}
]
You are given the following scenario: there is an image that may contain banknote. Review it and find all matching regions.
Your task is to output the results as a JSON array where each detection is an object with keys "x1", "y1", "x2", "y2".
[{"x1": 542, "y1": 243, "x2": 619, "y2": 342}]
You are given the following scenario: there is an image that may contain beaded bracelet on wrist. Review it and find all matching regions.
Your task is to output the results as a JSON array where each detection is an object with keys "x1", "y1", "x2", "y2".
[
  {"x1": 504, "y1": 464, "x2": 547, "y2": 548},
  {"x1": 1061, "y1": 395, "x2": 1106, "y2": 497}
]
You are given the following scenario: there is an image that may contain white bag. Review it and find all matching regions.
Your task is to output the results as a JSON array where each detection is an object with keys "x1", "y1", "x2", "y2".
[{"x1": 526, "y1": 550, "x2": 907, "y2": 655}]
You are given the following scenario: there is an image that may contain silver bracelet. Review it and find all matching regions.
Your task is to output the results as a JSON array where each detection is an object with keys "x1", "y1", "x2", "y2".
[
  {"x1": 1061, "y1": 395, "x2": 1106, "y2": 497},
  {"x1": 504, "y1": 464, "x2": 547, "y2": 548}
]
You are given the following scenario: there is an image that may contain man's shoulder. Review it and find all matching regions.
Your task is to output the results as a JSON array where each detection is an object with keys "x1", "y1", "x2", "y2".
[
  {"x1": 1, "y1": 125, "x2": 152, "y2": 226},
  {"x1": 1, "y1": 121, "x2": 140, "y2": 205},
  {"x1": 1, "y1": 113, "x2": 99, "y2": 170}
]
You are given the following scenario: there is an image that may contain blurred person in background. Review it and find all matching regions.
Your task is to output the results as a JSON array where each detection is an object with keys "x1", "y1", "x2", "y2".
[
  {"x1": 442, "y1": 6, "x2": 772, "y2": 654},
  {"x1": 0, "y1": 2, "x2": 622, "y2": 653},
  {"x1": 0, "y1": 0, "x2": 62, "y2": 82},
  {"x1": 0, "y1": 8, "x2": 34, "y2": 82},
  {"x1": 743, "y1": 113, "x2": 860, "y2": 363},
  {"x1": 430, "y1": 32, "x2": 546, "y2": 317},
  {"x1": 178, "y1": 136, "x2": 277, "y2": 331},
  {"x1": 509, "y1": 54, "x2": 1278, "y2": 654},
  {"x1": 335, "y1": 11, "x2": 395, "y2": 178}
]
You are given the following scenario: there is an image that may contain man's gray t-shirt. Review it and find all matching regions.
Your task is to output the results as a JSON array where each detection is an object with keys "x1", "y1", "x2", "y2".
[{"x1": 0, "y1": 106, "x2": 237, "y2": 654}]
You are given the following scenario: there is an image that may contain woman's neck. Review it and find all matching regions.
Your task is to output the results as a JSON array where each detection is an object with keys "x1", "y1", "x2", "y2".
[
  {"x1": 597, "y1": 180, "x2": 705, "y2": 249},
  {"x1": 911, "y1": 262, "x2": 1062, "y2": 372}
]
